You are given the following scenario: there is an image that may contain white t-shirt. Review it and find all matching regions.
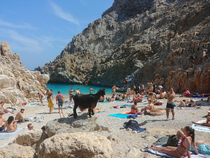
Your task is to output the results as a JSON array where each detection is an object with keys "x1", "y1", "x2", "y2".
[{"x1": 203, "y1": 51, "x2": 206, "y2": 57}]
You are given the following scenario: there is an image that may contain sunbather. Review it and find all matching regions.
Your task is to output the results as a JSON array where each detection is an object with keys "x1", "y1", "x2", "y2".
[
  {"x1": 0, "y1": 102, "x2": 14, "y2": 115},
  {"x1": 141, "y1": 100, "x2": 154, "y2": 112},
  {"x1": 178, "y1": 100, "x2": 196, "y2": 107},
  {"x1": 181, "y1": 89, "x2": 191, "y2": 97},
  {"x1": 130, "y1": 93, "x2": 142, "y2": 103},
  {"x1": 4, "y1": 116, "x2": 18, "y2": 132},
  {"x1": 15, "y1": 109, "x2": 25, "y2": 123},
  {"x1": 148, "y1": 126, "x2": 196, "y2": 158},
  {"x1": 130, "y1": 101, "x2": 138, "y2": 114},
  {"x1": 192, "y1": 112, "x2": 210, "y2": 127}
]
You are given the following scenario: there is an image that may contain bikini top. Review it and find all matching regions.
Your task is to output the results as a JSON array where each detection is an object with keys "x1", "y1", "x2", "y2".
[{"x1": 180, "y1": 136, "x2": 191, "y2": 151}]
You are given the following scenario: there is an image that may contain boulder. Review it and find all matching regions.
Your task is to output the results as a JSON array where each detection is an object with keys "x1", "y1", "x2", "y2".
[
  {"x1": 46, "y1": 114, "x2": 109, "y2": 137},
  {"x1": 13, "y1": 129, "x2": 42, "y2": 147},
  {"x1": 0, "y1": 144, "x2": 35, "y2": 158},
  {"x1": 38, "y1": 132, "x2": 113, "y2": 158}
]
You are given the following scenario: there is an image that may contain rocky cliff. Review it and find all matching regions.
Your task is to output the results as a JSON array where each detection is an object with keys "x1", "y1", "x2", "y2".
[
  {"x1": 36, "y1": 0, "x2": 210, "y2": 93},
  {"x1": 0, "y1": 41, "x2": 49, "y2": 106}
]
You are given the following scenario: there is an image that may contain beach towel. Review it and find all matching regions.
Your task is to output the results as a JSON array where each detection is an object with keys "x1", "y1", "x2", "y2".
[
  {"x1": 100, "y1": 101, "x2": 110, "y2": 103},
  {"x1": 191, "y1": 97, "x2": 208, "y2": 99},
  {"x1": 3, "y1": 112, "x2": 12, "y2": 115},
  {"x1": 25, "y1": 103, "x2": 39, "y2": 107},
  {"x1": 120, "y1": 111, "x2": 143, "y2": 115},
  {"x1": 120, "y1": 104, "x2": 132, "y2": 108},
  {"x1": 154, "y1": 101, "x2": 163, "y2": 105},
  {"x1": 192, "y1": 120, "x2": 210, "y2": 133},
  {"x1": 191, "y1": 144, "x2": 210, "y2": 155},
  {"x1": 6, "y1": 107, "x2": 16, "y2": 110},
  {"x1": 145, "y1": 146, "x2": 209, "y2": 158},
  {"x1": 178, "y1": 106, "x2": 201, "y2": 110},
  {"x1": 97, "y1": 111, "x2": 107, "y2": 114},
  {"x1": 123, "y1": 120, "x2": 147, "y2": 133},
  {"x1": 109, "y1": 113, "x2": 130, "y2": 119},
  {"x1": 0, "y1": 127, "x2": 25, "y2": 140}
]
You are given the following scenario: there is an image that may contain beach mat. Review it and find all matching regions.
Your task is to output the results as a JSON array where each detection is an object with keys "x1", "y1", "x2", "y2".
[
  {"x1": 120, "y1": 111, "x2": 143, "y2": 115},
  {"x1": 120, "y1": 104, "x2": 132, "y2": 107},
  {"x1": 191, "y1": 144, "x2": 210, "y2": 155},
  {"x1": 145, "y1": 146, "x2": 209, "y2": 158},
  {"x1": 192, "y1": 120, "x2": 210, "y2": 133},
  {"x1": 0, "y1": 128, "x2": 25, "y2": 140},
  {"x1": 178, "y1": 106, "x2": 201, "y2": 110},
  {"x1": 109, "y1": 113, "x2": 130, "y2": 118},
  {"x1": 191, "y1": 97, "x2": 207, "y2": 99},
  {"x1": 100, "y1": 101, "x2": 110, "y2": 103},
  {"x1": 25, "y1": 103, "x2": 40, "y2": 107}
]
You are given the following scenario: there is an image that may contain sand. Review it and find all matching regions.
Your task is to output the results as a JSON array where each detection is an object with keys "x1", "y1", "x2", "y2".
[{"x1": 0, "y1": 94, "x2": 210, "y2": 157}]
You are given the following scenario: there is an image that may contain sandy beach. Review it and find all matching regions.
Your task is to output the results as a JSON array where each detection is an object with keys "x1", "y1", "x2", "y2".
[{"x1": 1, "y1": 93, "x2": 210, "y2": 157}]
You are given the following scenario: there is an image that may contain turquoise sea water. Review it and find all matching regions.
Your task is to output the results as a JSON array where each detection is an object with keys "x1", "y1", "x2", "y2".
[{"x1": 46, "y1": 83, "x2": 113, "y2": 95}]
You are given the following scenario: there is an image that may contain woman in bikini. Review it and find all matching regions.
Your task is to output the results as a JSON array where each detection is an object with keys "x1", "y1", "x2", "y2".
[
  {"x1": 148, "y1": 126, "x2": 196, "y2": 157},
  {"x1": 130, "y1": 101, "x2": 138, "y2": 114},
  {"x1": 4, "y1": 116, "x2": 18, "y2": 132}
]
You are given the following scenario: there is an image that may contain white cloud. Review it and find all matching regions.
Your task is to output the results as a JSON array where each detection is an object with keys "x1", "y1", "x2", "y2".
[
  {"x1": 49, "y1": 0, "x2": 79, "y2": 25},
  {"x1": 0, "y1": 29, "x2": 43, "y2": 53},
  {"x1": 0, "y1": 19, "x2": 36, "y2": 30}
]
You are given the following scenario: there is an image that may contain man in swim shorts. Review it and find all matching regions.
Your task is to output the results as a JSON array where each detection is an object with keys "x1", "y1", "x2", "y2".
[
  {"x1": 15, "y1": 109, "x2": 25, "y2": 123},
  {"x1": 0, "y1": 115, "x2": 6, "y2": 131},
  {"x1": 166, "y1": 88, "x2": 175, "y2": 121}
]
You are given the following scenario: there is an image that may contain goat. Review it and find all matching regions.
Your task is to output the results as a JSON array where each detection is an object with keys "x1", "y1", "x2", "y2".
[{"x1": 73, "y1": 89, "x2": 106, "y2": 118}]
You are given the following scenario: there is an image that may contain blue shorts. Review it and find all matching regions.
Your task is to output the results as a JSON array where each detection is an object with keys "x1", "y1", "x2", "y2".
[{"x1": 58, "y1": 103, "x2": 63, "y2": 107}]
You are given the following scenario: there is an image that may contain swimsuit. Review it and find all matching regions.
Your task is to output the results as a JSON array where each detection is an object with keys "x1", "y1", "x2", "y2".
[
  {"x1": 0, "y1": 125, "x2": 4, "y2": 131},
  {"x1": 176, "y1": 136, "x2": 190, "y2": 157},
  {"x1": 166, "y1": 102, "x2": 175, "y2": 109},
  {"x1": 48, "y1": 98, "x2": 54, "y2": 108}
]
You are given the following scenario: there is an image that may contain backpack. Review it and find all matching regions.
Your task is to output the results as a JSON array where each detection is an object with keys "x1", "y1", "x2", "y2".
[
  {"x1": 58, "y1": 95, "x2": 63, "y2": 103},
  {"x1": 123, "y1": 120, "x2": 139, "y2": 129},
  {"x1": 166, "y1": 135, "x2": 178, "y2": 147}
]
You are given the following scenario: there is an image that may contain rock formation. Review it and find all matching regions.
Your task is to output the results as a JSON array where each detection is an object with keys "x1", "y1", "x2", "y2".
[
  {"x1": 45, "y1": 114, "x2": 109, "y2": 137},
  {"x1": 0, "y1": 41, "x2": 49, "y2": 106},
  {"x1": 36, "y1": 0, "x2": 210, "y2": 93},
  {"x1": 0, "y1": 144, "x2": 35, "y2": 158},
  {"x1": 38, "y1": 132, "x2": 113, "y2": 158}
]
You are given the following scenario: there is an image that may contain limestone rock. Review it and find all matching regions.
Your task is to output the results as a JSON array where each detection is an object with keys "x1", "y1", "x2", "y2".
[
  {"x1": 46, "y1": 114, "x2": 109, "y2": 137},
  {"x1": 36, "y1": 0, "x2": 210, "y2": 93},
  {"x1": 13, "y1": 129, "x2": 42, "y2": 147},
  {"x1": 0, "y1": 41, "x2": 50, "y2": 106},
  {"x1": 0, "y1": 144, "x2": 35, "y2": 158},
  {"x1": 38, "y1": 132, "x2": 113, "y2": 158}
]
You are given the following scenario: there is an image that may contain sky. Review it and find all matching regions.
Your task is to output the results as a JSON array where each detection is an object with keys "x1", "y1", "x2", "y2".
[{"x1": 0, "y1": 0, "x2": 114, "y2": 70}]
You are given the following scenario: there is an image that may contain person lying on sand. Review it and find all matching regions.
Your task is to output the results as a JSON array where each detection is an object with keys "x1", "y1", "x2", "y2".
[
  {"x1": 130, "y1": 101, "x2": 138, "y2": 114},
  {"x1": 178, "y1": 100, "x2": 197, "y2": 107},
  {"x1": 4, "y1": 116, "x2": 18, "y2": 132},
  {"x1": 115, "y1": 94, "x2": 124, "y2": 101},
  {"x1": 106, "y1": 94, "x2": 115, "y2": 102},
  {"x1": 0, "y1": 102, "x2": 14, "y2": 115},
  {"x1": 141, "y1": 100, "x2": 154, "y2": 112},
  {"x1": 192, "y1": 112, "x2": 210, "y2": 127},
  {"x1": 191, "y1": 139, "x2": 210, "y2": 154},
  {"x1": 147, "y1": 126, "x2": 196, "y2": 158},
  {"x1": 156, "y1": 89, "x2": 166, "y2": 99},
  {"x1": 181, "y1": 89, "x2": 191, "y2": 97},
  {"x1": 130, "y1": 94, "x2": 142, "y2": 103}
]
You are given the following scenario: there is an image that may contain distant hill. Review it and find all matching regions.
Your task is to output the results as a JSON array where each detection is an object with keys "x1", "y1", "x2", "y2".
[{"x1": 35, "y1": 0, "x2": 210, "y2": 93}]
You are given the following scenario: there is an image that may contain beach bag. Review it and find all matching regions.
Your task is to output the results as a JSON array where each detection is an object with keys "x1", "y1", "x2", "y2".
[
  {"x1": 62, "y1": 96, "x2": 65, "y2": 103},
  {"x1": 58, "y1": 95, "x2": 63, "y2": 103},
  {"x1": 166, "y1": 135, "x2": 178, "y2": 147},
  {"x1": 124, "y1": 120, "x2": 138, "y2": 129}
]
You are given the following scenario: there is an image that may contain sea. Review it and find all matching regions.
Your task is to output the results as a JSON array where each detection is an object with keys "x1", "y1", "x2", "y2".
[{"x1": 46, "y1": 83, "x2": 113, "y2": 96}]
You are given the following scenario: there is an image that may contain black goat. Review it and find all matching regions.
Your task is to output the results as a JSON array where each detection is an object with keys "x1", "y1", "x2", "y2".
[{"x1": 73, "y1": 89, "x2": 106, "y2": 118}]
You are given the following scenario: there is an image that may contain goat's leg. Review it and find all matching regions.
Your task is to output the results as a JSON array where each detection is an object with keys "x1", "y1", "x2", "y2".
[
  {"x1": 73, "y1": 104, "x2": 78, "y2": 118},
  {"x1": 88, "y1": 108, "x2": 92, "y2": 118},
  {"x1": 91, "y1": 109, "x2": 94, "y2": 115}
]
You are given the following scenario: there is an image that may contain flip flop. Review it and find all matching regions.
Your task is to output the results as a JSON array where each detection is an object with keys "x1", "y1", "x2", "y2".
[{"x1": 172, "y1": 118, "x2": 175, "y2": 120}]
